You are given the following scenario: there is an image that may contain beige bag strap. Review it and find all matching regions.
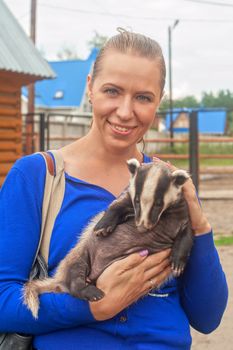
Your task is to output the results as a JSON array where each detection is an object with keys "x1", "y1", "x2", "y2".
[{"x1": 33, "y1": 150, "x2": 65, "y2": 267}]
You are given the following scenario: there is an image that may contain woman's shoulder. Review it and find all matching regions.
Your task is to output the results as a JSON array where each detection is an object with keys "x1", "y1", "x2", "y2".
[
  {"x1": 3, "y1": 153, "x2": 47, "y2": 193},
  {"x1": 1, "y1": 153, "x2": 46, "y2": 205},
  {"x1": 13, "y1": 152, "x2": 47, "y2": 177}
]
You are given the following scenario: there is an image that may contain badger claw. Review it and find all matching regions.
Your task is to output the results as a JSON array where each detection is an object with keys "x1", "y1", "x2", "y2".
[
  {"x1": 94, "y1": 216, "x2": 118, "y2": 237},
  {"x1": 74, "y1": 285, "x2": 105, "y2": 301},
  {"x1": 170, "y1": 258, "x2": 186, "y2": 277},
  {"x1": 171, "y1": 264, "x2": 184, "y2": 277},
  {"x1": 94, "y1": 226, "x2": 114, "y2": 237}
]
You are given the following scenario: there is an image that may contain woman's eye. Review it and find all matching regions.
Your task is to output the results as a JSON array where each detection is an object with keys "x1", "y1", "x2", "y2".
[
  {"x1": 104, "y1": 88, "x2": 118, "y2": 96},
  {"x1": 136, "y1": 95, "x2": 152, "y2": 102}
]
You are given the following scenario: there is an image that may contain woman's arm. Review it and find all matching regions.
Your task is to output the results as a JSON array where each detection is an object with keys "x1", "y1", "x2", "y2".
[
  {"x1": 178, "y1": 172, "x2": 228, "y2": 332},
  {"x1": 0, "y1": 156, "x2": 95, "y2": 335},
  {"x1": 153, "y1": 158, "x2": 228, "y2": 332},
  {"x1": 179, "y1": 232, "x2": 228, "y2": 333}
]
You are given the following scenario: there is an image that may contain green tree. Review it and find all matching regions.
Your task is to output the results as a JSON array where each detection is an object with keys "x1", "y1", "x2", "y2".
[
  {"x1": 160, "y1": 95, "x2": 199, "y2": 110},
  {"x1": 201, "y1": 89, "x2": 233, "y2": 109},
  {"x1": 57, "y1": 44, "x2": 79, "y2": 60},
  {"x1": 88, "y1": 31, "x2": 108, "y2": 50},
  {"x1": 201, "y1": 90, "x2": 233, "y2": 134}
]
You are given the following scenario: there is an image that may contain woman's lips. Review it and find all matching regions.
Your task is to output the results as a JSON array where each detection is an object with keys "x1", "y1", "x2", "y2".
[{"x1": 108, "y1": 121, "x2": 136, "y2": 135}]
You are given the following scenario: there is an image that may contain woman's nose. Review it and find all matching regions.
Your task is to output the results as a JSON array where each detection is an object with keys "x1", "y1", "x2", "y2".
[{"x1": 116, "y1": 96, "x2": 134, "y2": 121}]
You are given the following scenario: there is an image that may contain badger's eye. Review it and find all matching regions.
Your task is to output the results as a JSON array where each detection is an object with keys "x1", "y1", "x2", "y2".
[{"x1": 135, "y1": 196, "x2": 140, "y2": 204}]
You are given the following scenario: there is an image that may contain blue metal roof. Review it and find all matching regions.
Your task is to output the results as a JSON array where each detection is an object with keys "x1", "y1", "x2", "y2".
[
  {"x1": 165, "y1": 108, "x2": 227, "y2": 134},
  {"x1": 198, "y1": 109, "x2": 226, "y2": 134},
  {"x1": 22, "y1": 48, "x2": 98, "y2": 107}
]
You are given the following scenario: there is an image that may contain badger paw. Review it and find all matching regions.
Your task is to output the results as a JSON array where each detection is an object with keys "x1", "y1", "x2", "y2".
[
  {"x1": 75, "y1": 285, "x2": 105, "y2": 301},
  {"x1": 170, "y1": 257, "x2": 187, "y2": 277},
  {"x1": 94, "y1": 217, "x2": 117, "y2": 237}
]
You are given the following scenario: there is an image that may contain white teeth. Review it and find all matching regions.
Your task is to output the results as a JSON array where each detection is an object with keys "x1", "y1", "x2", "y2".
[{"x1": 113, "y1": 125, "x2": 129, "y2": 132}]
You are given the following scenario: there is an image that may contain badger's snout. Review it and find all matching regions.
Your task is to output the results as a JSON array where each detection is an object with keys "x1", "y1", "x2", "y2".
[
  {"x1": 135, "y1": 218, "x2": 157, "y2": 233},
  {"x1": 136, "y1": 224, "x2": 152, "y2": 234},
  {"x1": 135, "y1": 208, "x2": 162, "y2": 233}
]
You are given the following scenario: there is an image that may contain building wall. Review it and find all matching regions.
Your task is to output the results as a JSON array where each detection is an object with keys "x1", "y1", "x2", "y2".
[{"x1": 0, "y1": 83, "x2": 22, "y2": 186}]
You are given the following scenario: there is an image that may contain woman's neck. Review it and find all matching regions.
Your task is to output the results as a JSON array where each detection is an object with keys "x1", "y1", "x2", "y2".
[
  {"x1": 60, "y1": 134, "x2": 143, "y2": 197},
  {"x1": 78, "y1": 130, "x2": 143, "y2": 165}
]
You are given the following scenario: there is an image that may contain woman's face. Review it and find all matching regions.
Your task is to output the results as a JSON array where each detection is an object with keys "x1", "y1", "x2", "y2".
[{"x1": 88, "y1": 50, "x2": 162, "y2": 153}]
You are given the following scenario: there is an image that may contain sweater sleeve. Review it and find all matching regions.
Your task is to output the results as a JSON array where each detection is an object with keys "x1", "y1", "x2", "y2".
[
  {"x1": 0, "y1": 156, "x2": 95, "y2": 335},
  {"x1": 179, "y1": 232, "x2": 228, "y2": 334}
]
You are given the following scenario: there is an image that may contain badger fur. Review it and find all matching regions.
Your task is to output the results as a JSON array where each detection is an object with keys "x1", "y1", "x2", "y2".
[{"x1": 23, "y1": 160, "x2": 193, "y2": 319}]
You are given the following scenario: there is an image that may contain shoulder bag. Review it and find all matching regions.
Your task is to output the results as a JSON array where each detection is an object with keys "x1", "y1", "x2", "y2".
[{"x1": 0, "y1": 150, "x2": 65, "y2": 350}]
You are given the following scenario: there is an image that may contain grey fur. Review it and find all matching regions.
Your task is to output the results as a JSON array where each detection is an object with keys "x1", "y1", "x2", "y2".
[{"x1": 23, "y1": 161, "x2": 193, "y2": 319}]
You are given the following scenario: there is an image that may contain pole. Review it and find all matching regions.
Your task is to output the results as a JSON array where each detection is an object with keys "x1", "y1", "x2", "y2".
[
  {"x1": 39, "y1": 113, "x2": 45, "y2": 151},
  {"x1": 168, "y1": 26, "x2": 173, "y2": 148},
  {"x1": 168, "y1": 20, "x2": 179, "y2": 149},
  {"x1": 26, "y1": 0, "x2": 37, "y2": 154},
  {"x1": 189, "y1": 111, "x2": 199, "y2": 192}
]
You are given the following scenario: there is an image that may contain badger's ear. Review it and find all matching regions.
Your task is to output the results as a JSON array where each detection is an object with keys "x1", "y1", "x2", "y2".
[
  {"x1": 127, "y1": 158, "x2": 140, "y2": 176},
  {"x1": 172, "y1": 170, "x2": 190, "y2": 187}
]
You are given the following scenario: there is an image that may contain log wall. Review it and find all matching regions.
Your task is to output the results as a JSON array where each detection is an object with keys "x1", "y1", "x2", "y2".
[{"x1": 0, "y1": 85, "x2": 22, "y2": 186}]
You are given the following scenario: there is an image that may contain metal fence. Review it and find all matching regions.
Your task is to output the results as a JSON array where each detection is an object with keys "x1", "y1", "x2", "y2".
[{"x1": 21, "y1": 109, "x2": 233, "y2": 193}]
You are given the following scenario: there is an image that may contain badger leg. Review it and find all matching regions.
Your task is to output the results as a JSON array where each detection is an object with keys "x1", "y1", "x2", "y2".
[
  {"x1": 66, "y1": 258, "x2": 104, "y2": 302},
  {"x1": 23, "y1": 278, "x2": 66, "y2": 319},
  {"x1": 94, "y1": 191, "x2": 134, "y2": 237},
  {"x1": 170, "y1": 225, "x2": 193, "y2": 276}
]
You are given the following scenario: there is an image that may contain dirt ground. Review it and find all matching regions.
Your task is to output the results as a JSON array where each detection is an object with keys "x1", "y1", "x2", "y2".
[
  {"x1": 199, "y1": 173, "x2": 233, "y2": 236},
  {"x1": 191, "y1": 246, "x2": 233, "y2": 350},
  {"x1": 191, "y1": 173, "x2": 233, "y2": 349}
]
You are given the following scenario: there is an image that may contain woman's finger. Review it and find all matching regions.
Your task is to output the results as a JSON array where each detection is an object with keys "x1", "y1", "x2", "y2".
[
  {"x1": 144, "y1": 257, "x2": 170, "y2": 281},
  {"x1": 140, "y1": 265, "x2": 172, "y2": 296},
  {"x1": 141, "y1": 249, "x2": 171, "y2": 271},
  {"x1": 152, "y1": 156, "x2": 177, "y2": 172},
  {"x1": 111, "y1": 249, "x2": 149, "y2": 272}
]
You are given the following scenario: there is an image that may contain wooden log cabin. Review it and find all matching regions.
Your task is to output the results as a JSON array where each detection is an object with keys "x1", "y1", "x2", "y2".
[{"x1": 0, "y1": 1, "x2": 55, "y2": 186}]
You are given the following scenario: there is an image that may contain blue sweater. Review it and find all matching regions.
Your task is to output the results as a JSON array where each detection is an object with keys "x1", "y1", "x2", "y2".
[{"x1": 0, "y1": 153, "x2": 228, "y2": 350}]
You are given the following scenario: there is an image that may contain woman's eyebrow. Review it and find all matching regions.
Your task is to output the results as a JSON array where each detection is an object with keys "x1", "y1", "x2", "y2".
[
  {"x1": 102, "y1": 84, "x2": 156, "y2": 97},
  {"x1": 137, "y1": 90, "x2": 156, "y2": 97},
  {"x1": 102, "y1": 83, "x2": 123, "y2": 90}
]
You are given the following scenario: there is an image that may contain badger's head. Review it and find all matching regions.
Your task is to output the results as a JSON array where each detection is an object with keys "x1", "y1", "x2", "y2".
[{"x1": 127, "y1": 159, "x2": 190, "y2": 233}]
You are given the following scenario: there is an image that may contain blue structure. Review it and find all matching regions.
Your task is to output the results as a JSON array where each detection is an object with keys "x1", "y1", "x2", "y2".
[
  {"x1": 165, "y1": 108, "x2": 227, "y2": 134},
  {"x1": 22, "y1": 48, "x2": 99, "y2": 108}
]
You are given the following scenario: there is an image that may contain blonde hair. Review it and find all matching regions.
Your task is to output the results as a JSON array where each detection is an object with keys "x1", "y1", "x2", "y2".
[{"x1": 91, "y1": 28, "x2": 166, "y2": 95}]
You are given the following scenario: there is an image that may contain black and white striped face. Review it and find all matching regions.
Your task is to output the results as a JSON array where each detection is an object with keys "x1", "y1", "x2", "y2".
[{"x1": 127, "y1": 159, "x2": 189, "y2": 232}]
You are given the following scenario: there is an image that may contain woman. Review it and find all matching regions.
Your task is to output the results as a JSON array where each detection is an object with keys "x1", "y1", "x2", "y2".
[{"x1": 0, "y1": 29, "x2": 228, "y2": 350}]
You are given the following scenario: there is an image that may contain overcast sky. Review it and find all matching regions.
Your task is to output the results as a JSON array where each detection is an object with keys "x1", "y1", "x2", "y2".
[{"x1": 5, "y1": 0, "x2": 233, "y2": 99}]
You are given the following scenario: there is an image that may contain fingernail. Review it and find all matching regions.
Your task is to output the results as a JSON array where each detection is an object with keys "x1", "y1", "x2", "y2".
[{"x1": 139, "y1": 249, "x2": 149, "y2": 257}]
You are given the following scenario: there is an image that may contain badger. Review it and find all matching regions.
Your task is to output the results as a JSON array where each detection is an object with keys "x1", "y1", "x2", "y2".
[{"x1": 23, "y1": 159, "x2": 193, "y2": 319}]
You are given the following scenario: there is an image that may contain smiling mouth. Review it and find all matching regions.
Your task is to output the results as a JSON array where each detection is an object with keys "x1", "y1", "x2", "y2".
[{"x1": 108, "y1": 121, "x2": 136, "y2": 135}]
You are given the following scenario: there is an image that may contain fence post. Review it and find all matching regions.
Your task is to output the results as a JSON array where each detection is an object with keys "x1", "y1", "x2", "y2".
[
  {"x1": 39, "y1": 113, "x2": 45, "y2": 151},
  {"x1": 189, "y1": 111, "x2": 199, "y2": 192}
]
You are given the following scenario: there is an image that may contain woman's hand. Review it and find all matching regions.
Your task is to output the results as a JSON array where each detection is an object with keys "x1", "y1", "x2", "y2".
[
  {"x1": 89, "y1": 249, "x2": 171, "y2": 320},
  {"x1": 181, "y1": 177, "x2": 211, "y2": 235},
  {"x1": 153, "y1": 157, "x2": 211, "y2": 236}
]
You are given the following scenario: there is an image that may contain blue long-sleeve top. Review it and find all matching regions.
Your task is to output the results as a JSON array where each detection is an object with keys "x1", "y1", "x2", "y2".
[{"x1": 0, "y1": 153, "x2": 228, "y2": 350}]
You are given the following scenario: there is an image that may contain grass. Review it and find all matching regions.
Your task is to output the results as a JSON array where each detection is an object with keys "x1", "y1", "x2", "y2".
[
  {"x1": 171, "y1": 159, "x2": 233, "y2": 168},
  {"x1": 214, "y1": 236, "x2": 233, "y2": 246},
  {"x1": 155, "y1": 143, "x2": 233, "y2": 168},
  {"x1": 158, "y1": 143, "x2": 233, "y2": 155}
]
